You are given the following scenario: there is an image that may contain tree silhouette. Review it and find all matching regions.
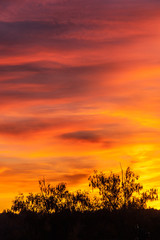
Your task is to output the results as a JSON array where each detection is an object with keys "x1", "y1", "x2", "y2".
[
  {"x1": 88, "y1": 167, "x2": 158, "y2": 210},
  {"x1": 11, "y1": 167, "x2": 158, "y2": 213},
  {"x1": 121, "y1": 167, "x2": 158, "y2": 209},
  {"x1": 88, "y1": 170, "x2": 122, "y2": 211},
  {"x1": 11, "y1": 179, "x2": 92, "y2": 213}
]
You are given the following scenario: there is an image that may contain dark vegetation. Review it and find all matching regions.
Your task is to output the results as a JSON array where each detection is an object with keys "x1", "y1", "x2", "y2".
[{"x1": 1, "y1": 167, "x2": 160, "y2": 240}]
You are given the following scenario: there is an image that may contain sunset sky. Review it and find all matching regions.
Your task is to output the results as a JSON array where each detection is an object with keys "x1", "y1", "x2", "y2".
[{"x1": 0, "y1": 0, "x2": 160, "y2": 211}]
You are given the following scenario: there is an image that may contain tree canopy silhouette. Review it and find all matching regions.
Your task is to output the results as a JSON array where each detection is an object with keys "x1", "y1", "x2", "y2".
[
  {"x1": 11, "y1": 179, "x2": 92, "y2": 213},
  {"x1": 11, "y1": 167, "x2": 158, "y2": 213},
  {"x1": 88, "y1": 167, "x2": 158, "y2": 210}
]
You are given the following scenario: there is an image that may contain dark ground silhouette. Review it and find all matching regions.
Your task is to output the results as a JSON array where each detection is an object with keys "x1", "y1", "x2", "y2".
[{"x1": 0, "y1": 208, "x2": 160, "y2": 240}]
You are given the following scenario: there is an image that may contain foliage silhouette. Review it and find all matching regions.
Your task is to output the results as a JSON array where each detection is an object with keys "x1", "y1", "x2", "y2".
[
  {"x1": 11, "y1": 179, "x2": 92, "y2": 213},
  {"x1": 88, "y1": 171, "x2": 122, "y2": 210},
  {"x1": 88, "y1": 167, "x2": 158, "y2": 210},
  {"x1": 2, "y1": 167, "x2": 159, "y2": 240},
  {"x1": 11, "y1": 167, "x2": 158, "y2": 214}
]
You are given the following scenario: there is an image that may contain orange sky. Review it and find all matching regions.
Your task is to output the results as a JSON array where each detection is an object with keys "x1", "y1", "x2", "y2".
[{"x1": 0, "y1": 0, "x2": 160, "y2": 211}]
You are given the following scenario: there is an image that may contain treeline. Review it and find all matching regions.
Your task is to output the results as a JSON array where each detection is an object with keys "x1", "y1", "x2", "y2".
[
  {"x1": 0, "y1": 167, "x2": 159, "y2": 240},
  {"x1": 10, "y1": 167, "x2": 158, "y2": 213}
]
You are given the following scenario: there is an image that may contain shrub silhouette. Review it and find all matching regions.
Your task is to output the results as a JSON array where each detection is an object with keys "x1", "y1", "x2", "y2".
[{"x1": 11, "y1": 167, "x2": 158, "y2": 213}]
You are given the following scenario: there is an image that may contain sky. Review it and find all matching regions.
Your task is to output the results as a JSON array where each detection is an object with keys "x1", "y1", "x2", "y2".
[{"x1": 0, "y1": 0, "x2": 160, "y2": 211}]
